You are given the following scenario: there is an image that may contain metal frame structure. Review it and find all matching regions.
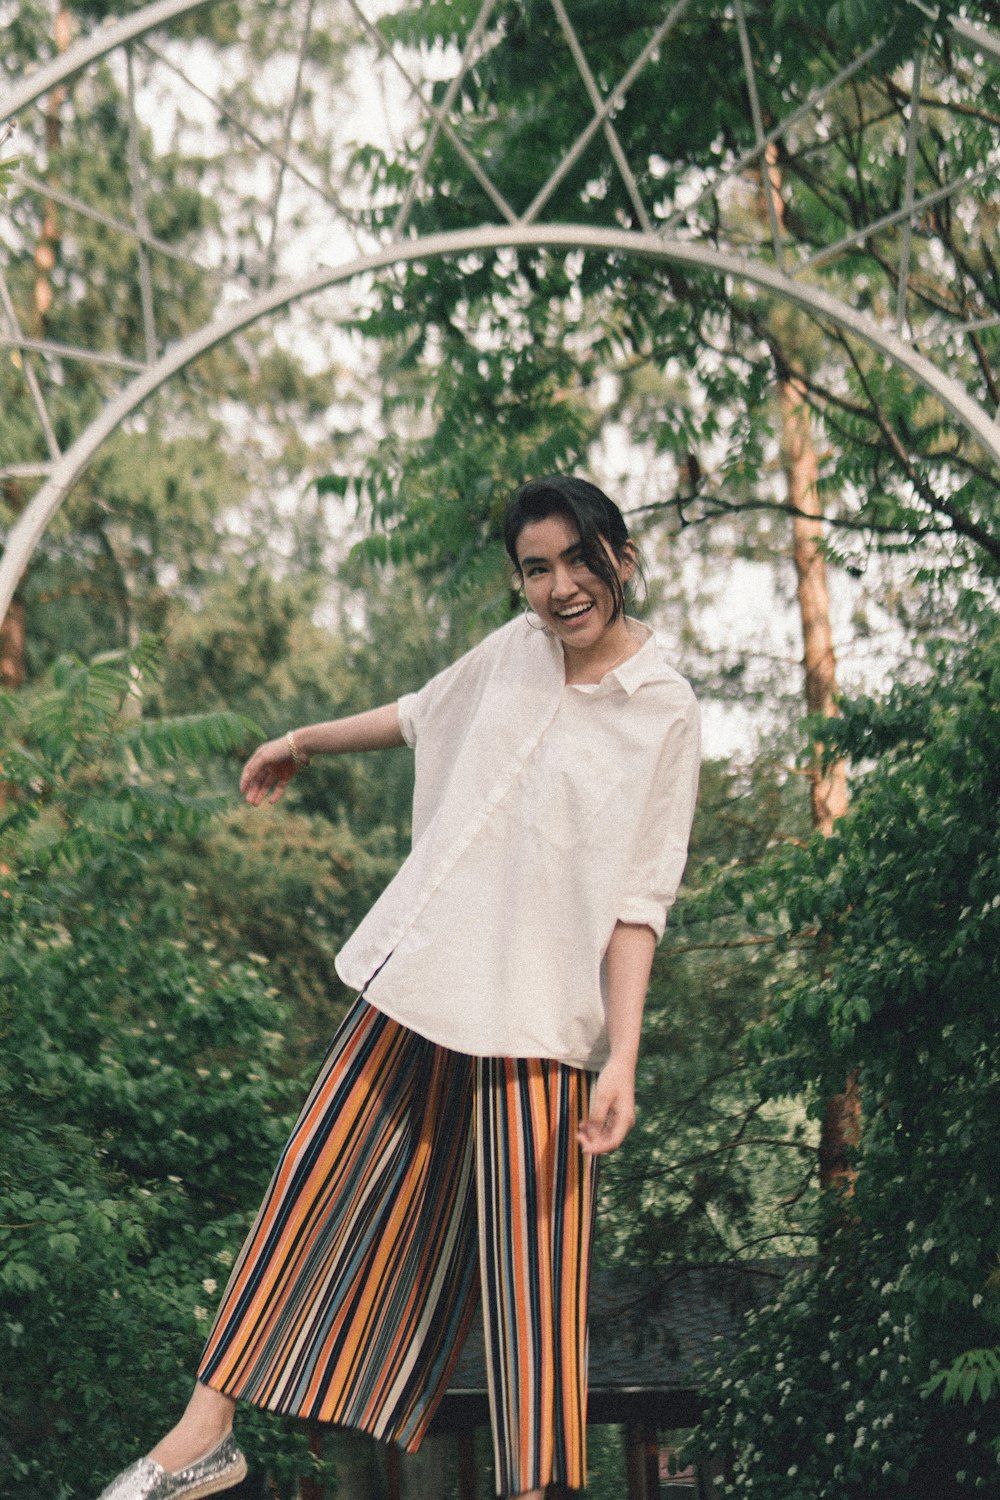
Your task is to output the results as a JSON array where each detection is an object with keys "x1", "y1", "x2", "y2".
[{"x1": 2, "y1": 0, "x2": 999, "y2": 622}]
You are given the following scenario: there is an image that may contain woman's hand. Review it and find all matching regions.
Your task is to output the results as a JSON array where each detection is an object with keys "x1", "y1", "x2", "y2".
[
  {"x1": 577, "y1": 1054, "x2": 637, "y2": 1156},
  {"x1": 579, "y1": 921, "x2": 654, "y2": 1155},
  {"x1": 240, "y1": 736, "x2": 302, "y2": 806},
  {"x1": 238, "y1": 707, "x2": 404, "y2": 808}
]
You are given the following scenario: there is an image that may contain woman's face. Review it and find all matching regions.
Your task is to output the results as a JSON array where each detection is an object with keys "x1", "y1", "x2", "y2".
[{"x1": 514, "y1": 512, "x2": 634, "y2": 659}]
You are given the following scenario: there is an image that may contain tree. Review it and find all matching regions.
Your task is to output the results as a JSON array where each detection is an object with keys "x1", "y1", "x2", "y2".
[
  {"x1": 0, "y1": 644, "x2": 339, "y2": 1497},
  {"x1": 0, "y1": 0, "x2": 364, "y2": 681},
  {"x1": 340, "y1": 0, "x2": 999, "y2": 586},
  {"x1": 686, "y1": 607, "x2": 1000, "y2": 1497}
]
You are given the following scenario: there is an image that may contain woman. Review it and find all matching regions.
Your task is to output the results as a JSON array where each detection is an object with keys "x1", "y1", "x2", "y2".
[{"x1": 99, "y1": 474, "x2": 700, "y2": 1500}]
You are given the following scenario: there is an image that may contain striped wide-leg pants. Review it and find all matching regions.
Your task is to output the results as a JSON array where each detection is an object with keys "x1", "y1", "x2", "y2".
[{"x1": 197, "y1": 998, "x2": 597, "y2": 1495}]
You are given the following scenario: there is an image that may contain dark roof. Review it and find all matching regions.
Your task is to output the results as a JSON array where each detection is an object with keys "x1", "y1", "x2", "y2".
[{"x1": 446, "y1": 1261, "x2": 798, "y2": 1399}]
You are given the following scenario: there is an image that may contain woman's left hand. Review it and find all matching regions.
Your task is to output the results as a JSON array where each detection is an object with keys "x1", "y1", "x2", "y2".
[{"x1": 577, "y1": 1055, "x2": 637, "y2": 1156}]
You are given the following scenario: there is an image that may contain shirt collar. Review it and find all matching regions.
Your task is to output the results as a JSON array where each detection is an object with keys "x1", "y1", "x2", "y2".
[
  {"x1": 541, "y1": 616, "x2": 668, "y2": 696},
  {"x1": 606, "y1": 621, "x2": 661, "y2": 696}
]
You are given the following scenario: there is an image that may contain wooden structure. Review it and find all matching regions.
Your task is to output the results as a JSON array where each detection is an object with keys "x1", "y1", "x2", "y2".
[{"x1": 236, "y1": 1262, "x2": 788, "y2": 1499}]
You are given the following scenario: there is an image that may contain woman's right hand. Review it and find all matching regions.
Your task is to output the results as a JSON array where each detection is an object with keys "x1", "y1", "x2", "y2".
[{"x1": 240, "y1": 736, "x2": 300, "y2": 806}]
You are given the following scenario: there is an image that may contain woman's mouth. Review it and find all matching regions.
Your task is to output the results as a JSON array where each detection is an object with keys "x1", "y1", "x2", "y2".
[{"x1": 554, "y1": 601, "x2": 594, "y2": 622}]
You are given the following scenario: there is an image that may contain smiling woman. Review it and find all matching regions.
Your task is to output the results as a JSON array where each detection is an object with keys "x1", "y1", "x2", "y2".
[
  {"x1": 94, "y1": 473, "x2": 701, "y2": 1500},
  {"x1": 505, "y1": 474, "x2": 644, "y2": 685}
]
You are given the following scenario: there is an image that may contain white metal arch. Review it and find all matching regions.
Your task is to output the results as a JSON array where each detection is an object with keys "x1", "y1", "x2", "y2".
[
  {"x1": 3, "y1": 222, "x2": 998, "y2": 620},
  {"x1": 2, "y1": 0, "x2": 999, "y2": 624}
]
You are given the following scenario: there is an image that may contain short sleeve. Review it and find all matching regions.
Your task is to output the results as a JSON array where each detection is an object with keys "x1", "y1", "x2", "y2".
[
  {"x1": 617, "y1": 689, "x2": 701, "y2": 940},
  {"x1": 397, "y1": 691, "x2": 420, "y2": 748}
]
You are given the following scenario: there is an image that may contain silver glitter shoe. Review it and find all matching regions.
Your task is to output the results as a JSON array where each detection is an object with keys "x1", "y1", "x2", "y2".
[{"x1": 97, "y1": 1434, "x2": 247, "y2": 1500}]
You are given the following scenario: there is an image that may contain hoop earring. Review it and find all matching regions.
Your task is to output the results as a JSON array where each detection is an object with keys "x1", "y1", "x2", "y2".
[{"x1": 523, "y1": 605, "x2": 546, "y2": 631}]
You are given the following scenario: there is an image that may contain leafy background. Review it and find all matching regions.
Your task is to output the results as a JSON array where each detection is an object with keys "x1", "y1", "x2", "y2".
[{"x1": 2, "y1": 0, "x2": 1000, "y2": 1496}]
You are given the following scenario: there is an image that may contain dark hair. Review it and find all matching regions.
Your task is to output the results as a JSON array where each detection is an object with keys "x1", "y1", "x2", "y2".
[{"x1": 503, "y1": 474, "x2": 637, "y2": 624}]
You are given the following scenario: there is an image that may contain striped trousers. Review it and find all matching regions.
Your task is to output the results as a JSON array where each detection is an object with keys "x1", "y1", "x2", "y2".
[{"x1": 197, "y1": 998, "x2": 597, "y2": 1495}]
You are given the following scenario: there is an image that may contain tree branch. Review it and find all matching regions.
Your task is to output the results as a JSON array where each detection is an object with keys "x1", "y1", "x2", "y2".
[
  {"x1": 630, "y1": 488, "x2": 952, "y2": 543},
  {"x1": 833, "y1": 332, "x2": 1000, "y2": 566}
]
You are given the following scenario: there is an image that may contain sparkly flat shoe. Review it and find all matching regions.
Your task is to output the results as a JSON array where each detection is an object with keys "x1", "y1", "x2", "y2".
[{"x1": 97, "y1": 1433, "x2": 247, "y2": 1500}]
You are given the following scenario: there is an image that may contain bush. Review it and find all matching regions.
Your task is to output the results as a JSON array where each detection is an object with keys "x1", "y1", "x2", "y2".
[
  {"x1": 687, "y1": 615, "x2": 1000, "y2": 1497},
  {"x1": 0, "y1": 649, "x2": 307, "y2": 1497}
]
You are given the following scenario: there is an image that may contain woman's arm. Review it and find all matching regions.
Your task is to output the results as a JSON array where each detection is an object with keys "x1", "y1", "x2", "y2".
[
  {"x1": 577, "y1": 920, "x2": 657, "y2": 1156},
  {"x1": 240, "y1": 703, "x2": 405, "y2": 806}
]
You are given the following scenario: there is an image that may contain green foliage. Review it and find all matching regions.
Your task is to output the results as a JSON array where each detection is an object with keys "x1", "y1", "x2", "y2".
[
  {"x1": 596, "y1": 758, "x2": 818, "y2": 1270},
  {"x1": 926, "y1": 1346, "x2": 1000, "y2": 1408},
  {"x1": 686, "y1": 613, "x2": 1000, "y2": 1497},
  {"x1": 0, "y1": 646, "x2": 309, "y2": 1499},
  {"x1": 337, "y1": 0, "x2": 1000, "y2": 591},
  {"x1": 0, "y1": 642, "x2": 261, "y2": 870}
]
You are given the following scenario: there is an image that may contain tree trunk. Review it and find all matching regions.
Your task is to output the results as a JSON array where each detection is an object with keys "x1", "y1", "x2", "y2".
[
  {"x1": 779, "y1": 375, "x2": 849, "y2": 835},
  {"x1": 3, "y1": 4, "x2": 73, "y2": 686},
  {"x1": 34, "y1": 3, "x2": 73, "y2": 333},
  {"x1": 0, "y1": 595, "x2": 26, "y2": 688},
  {"x1": 762, "y1": 143, "x2": 858, "y2": 1194},
  {"x1": 778, "y1": 379, "x2": 859, "y2": 1192}
]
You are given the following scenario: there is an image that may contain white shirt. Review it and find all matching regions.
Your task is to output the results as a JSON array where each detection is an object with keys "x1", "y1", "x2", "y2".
[{"x1": 334, "y1": 614, "x2": 701, "y2": 1070}]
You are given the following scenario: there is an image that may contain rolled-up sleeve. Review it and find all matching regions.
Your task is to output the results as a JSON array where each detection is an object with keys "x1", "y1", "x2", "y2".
[{"x1": 617, "y1": 690, "x2": 701, "y2": 940}]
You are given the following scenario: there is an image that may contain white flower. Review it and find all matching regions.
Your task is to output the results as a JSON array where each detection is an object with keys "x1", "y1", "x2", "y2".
[{"x1": 202, "y1": 1278, "x2": 218, "y2": 1295}]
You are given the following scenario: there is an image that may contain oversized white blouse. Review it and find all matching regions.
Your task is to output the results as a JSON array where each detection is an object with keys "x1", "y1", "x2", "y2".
[{"x1": 334, "y1": 613, "x2": 701, "y2": 1070}]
